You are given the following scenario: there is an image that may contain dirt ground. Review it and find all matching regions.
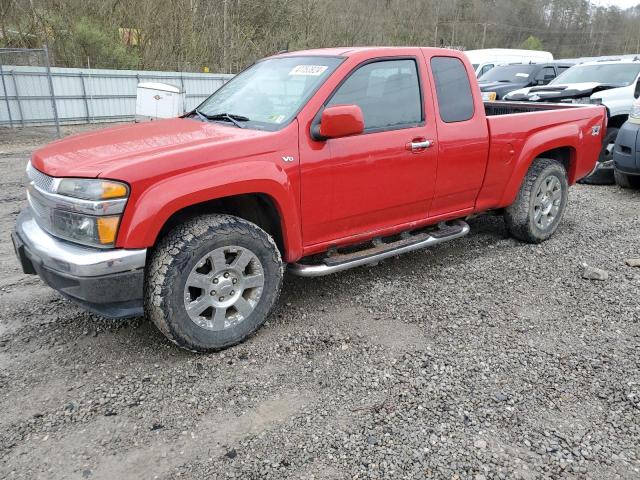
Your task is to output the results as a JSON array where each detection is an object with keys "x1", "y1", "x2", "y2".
[{"x1": 0, "y1": 124, "x2": 639, "y2": 480}]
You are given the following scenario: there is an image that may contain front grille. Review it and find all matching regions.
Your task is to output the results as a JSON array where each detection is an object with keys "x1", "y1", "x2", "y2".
[
  {"x1": 26, "y1": 161, "x2": 56, "y2": 193},
  {"x1": 26, "y1": 162, "x2": 57, "y2": 235},
  {"x1": 27, "y1": 188, "x2": 55, "y2": 235}
]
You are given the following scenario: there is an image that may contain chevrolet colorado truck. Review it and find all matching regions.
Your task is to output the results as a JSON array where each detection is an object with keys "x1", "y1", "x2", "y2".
[{"x1": 12, "y1": 47, "x2": 606, "y2": 352}]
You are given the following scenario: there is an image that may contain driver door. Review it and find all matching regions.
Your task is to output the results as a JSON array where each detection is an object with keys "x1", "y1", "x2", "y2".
[{"x1": 299, "y1": 58, "x2": 438, "y2": 247}]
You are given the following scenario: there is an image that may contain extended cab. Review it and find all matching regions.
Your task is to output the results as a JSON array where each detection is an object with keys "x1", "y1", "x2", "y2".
[{"x1": 12, "y1": 47, "x2": 606, "y2": 352}]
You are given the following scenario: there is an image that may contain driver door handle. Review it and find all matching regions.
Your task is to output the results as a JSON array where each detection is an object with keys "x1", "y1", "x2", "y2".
[{"x1": 406, "y1": 139, "x2": 434, "y2": 153}]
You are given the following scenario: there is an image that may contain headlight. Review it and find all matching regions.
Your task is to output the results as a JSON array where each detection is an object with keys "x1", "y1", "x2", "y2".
[
  {"x1": 56, "y1": 178, "x2": 128, "y2": 200},
  {"x1": 51, "y1": 210, "x2": 121, "y2": 246},
  {"x1": 482, "y1": 91, "x2": 497, "y2": 102},
  {"x1": 26, "y1": 162, "x2": 129, "y2": 248}
]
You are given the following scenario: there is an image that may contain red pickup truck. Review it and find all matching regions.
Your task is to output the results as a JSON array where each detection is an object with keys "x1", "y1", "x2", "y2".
[{"x1": 13, "y1": 47, "x2": 605, "y2": 352}]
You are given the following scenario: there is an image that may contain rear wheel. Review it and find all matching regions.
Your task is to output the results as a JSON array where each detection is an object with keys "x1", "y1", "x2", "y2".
[
  {"x1": 504, "y1": 158, "x2": 569, "y2": 244},
  {"x1": 614, "y1": 169, "x2": 640, "y2": 189},
  {"x1": 579, "y1": 127, "x2": 618, "y2": 185},
  {"x1": 145, "y1": 214, "x2": 283, "y2": 352}
]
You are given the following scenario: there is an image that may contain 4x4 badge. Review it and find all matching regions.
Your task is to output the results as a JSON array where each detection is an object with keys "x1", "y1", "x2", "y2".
[{"x1": 591, "y1": 126, "x2": 601, "y2": 136}]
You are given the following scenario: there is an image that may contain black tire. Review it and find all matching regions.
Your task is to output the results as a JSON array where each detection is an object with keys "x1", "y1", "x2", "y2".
[
  {"x1": 504, "y1": 158, "x2": 569, "y2": 244},
  {"x1": 145, "y1": 214, "x2": 283, "y2": 353},
  {"x1": 578, "y1": 127, "x2": 618, "y2": 185},
  {"x1": 614, "y1": 169, "x2": 640, "y2": 189}
]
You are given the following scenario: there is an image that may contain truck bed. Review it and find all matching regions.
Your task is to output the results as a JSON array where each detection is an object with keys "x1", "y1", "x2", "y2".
[{"x1": 476, "y1": 101, "x2": 606, "y2": 211}]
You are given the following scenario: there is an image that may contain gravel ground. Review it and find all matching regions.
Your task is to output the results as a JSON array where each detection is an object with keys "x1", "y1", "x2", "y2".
[{"x1": 0, "y1": 125, "x2": 639, "y2": 480}]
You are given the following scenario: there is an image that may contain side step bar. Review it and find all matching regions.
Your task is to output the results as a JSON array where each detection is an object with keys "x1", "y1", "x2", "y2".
[{"x1": 289, "y1": 220, "x2": 470, "y2": 277}]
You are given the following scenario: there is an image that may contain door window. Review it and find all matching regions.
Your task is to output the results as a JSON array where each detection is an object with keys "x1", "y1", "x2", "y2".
[
  {"x1": 480, "y1": 64, "x2": 494, "y2": 76},
  {"x1": 431, "y1": 56, "x2": 475, "y2": 123},
  {"x1": 326, "y1": 59, "x2": 423, "y2": 131},
  {"x1": 534, "y1": 66, "x2": 556, "y2": 84}
]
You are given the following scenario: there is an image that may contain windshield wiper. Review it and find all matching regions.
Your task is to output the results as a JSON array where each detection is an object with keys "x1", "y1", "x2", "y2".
[
  {"x1": 205, "y1": 112, "x2": 250, "y2": 129},
  {"x1": 193, "y1": 108, "x2": 209, "y2": 122},
  {"x1": 190, "y1": 110, "x2": 249, "y2": 128}
]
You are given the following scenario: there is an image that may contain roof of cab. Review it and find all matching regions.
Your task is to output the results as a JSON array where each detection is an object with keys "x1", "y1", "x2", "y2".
[{"x1": 273, "y1": 46, "x2": 464, "y2": 58}]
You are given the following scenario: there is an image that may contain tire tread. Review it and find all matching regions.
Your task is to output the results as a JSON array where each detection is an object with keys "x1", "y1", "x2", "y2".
[
  {"x1": 144, "y1": 214, "x2": 283, "y2": 353},
  {"x1": 504, "y1": 158, "x2": 568, "y2": 244}
]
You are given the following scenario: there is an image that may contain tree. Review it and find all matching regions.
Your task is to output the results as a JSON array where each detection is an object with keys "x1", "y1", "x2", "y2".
[{"x1": 520, "y1": 35, "x2": 544, "y2": 51}]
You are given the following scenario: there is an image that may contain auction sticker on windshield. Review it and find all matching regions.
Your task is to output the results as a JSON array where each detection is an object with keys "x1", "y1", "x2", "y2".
[{"x1": 289, "y1": 65, "x2": 329, "y2": 76}]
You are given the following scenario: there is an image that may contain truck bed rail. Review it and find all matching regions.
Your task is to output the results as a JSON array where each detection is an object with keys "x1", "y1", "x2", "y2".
[{"x1": 484, "y1": 101, "x2": 583, "y2": 116}]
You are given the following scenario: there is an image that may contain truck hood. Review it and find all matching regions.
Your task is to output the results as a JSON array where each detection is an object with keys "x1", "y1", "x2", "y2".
[
  {"x1": 31, "y1": 118, "x2": 272, "y2": 178},
  {"x1": 506, "y1": 82, "x2": 620, "y2": 102},
  {"x1": 478, "y1": 81, "x2": 530, "y2": 99},
  {"x1": 478, "y1": 81, "x2": 529, "y2": 91}
]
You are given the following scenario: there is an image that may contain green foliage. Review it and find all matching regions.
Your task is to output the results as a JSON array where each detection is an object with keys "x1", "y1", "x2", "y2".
[
  {"x1": 520, "y1": 36, "x2": 544, "y2": 51},
  {"x1": 70, "y1": 17, "x2": 138, "y2": 69},
  {"x1": 3, "y1": 0, "x2": 640, "y2": 71}
]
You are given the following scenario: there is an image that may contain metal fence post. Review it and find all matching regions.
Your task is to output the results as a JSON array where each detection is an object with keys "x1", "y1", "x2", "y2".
[
  {"x1": 79, "y1": 71, "x2": 91, "y2": 123},
  {"x1": 179, "y1": 73, "x2": 186, "y2": 112},
  {"x1": 0, "y1": 63, "x2": 14, "y2": 128},
  {"x1": 43, "y1": 44, "x2": 61, "y2": 138},
  {"x1": 10, "y1": 70, "x2": 24, "y2": 127}
]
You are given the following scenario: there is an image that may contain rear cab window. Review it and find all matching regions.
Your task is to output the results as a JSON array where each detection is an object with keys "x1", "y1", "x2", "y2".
[{"x1": 430, "y1": 56, "x2": 475, "y2": 123}]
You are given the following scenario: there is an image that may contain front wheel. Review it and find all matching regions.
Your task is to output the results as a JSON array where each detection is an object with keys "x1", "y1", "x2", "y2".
[
  {"x1": 504, "y1": 158, "x2": 569, "y2": 244},
  {"x1": 145, "y1": 214, "x2": 283, "y2": 352}
]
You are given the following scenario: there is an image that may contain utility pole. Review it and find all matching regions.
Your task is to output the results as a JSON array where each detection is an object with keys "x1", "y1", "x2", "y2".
[
  {"x1": 222, "y1": 0, "x2": 228, "y2": 73},
  {"x1": 481, "y1": 22, "x2": 488, "y2": 49},
  {"x1": 433, "y1": 4, "x2": 439, "y2": 47}
]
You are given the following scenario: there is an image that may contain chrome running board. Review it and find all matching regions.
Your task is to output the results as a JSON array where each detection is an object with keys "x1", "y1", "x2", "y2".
[{"x1": 289, "y1": 220, "x2": 470, "y2": 277}]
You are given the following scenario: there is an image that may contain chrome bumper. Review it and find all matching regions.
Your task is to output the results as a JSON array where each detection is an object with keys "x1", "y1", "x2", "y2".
[
  {"x1": 13, "y1": 209, "x2": 147, "y2": 318},
  {"x1": 15, "y1": 208, "x2": 146, "y2": 277}
]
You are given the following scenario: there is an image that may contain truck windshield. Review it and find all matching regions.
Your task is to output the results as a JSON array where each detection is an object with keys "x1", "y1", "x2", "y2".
[
  {"x1": 196, "y1": 56, "x2": 342, "y2": 130},
  {"x1": 551, "y1": 63, "x2": 640, "y2": 86},
  {"x1": 478, "y1": 65, "x2": 537, "y2": 82}
]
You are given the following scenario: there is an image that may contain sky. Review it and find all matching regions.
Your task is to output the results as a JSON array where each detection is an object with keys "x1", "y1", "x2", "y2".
[{"x1": 592, "y1": 0, "x2": 640, "y2": 8}]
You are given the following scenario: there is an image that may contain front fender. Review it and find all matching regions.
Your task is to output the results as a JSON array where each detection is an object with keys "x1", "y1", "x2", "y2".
[{"x1": 116, "y1": 160, "x2": 303, "y2": 261}]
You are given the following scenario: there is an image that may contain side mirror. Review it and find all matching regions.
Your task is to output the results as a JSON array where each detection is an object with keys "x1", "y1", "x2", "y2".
[{"x1": 317, "y1": 105, "x2": 364, "y2": 139}]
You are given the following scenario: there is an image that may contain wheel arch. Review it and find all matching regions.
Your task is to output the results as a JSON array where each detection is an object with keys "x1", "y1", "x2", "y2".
[
  {"x1": 534, "y1": 146, "x2": 577, "y2": 182},
  {"x1": 500, "y1": 138, "x2": 578, "y2": 207},
  {"x1": 607, "y1": 113, "x2": 628, "y2": 130},
  {"x1": 116, "y1": 171, "x2": 304, "y2": 262},
  {"x1": 155, "y1": 193, "x2": 287, "y2": 258}
]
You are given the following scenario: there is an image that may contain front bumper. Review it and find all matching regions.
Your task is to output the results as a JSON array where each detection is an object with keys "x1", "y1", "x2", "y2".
[
  {"x1": 614, "y1": 121, "x2": 640, "y2": 175},
  {"x1": 12, "y1": 209, "x2": 147, "y2": 318}
]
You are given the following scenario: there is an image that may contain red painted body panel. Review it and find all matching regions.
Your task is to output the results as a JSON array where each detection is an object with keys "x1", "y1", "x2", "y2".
[
  {"x1": 476, "y1": 106, "x2": 605, "y2": 211},
  {"x1": 29, "y1": 47, "x2": 605, "y2": 263},
  {"x1": 420, "y1": 48, "x2": 491, "y2": 218}
]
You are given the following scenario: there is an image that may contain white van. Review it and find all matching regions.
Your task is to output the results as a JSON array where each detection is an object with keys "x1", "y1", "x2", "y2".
[{"x1": 464, "y1": 49, "x2": 554, "y2": 77}]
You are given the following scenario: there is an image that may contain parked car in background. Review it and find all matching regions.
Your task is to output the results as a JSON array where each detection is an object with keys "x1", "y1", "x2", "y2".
[
  {"x1": 613, "y1": 98, "x2": 640, "y2": 188},
  {"x1": 505, "y1": 58, "x2": 640, "y2": 184},
  {"x1": 478, "y1": 62, "x2": 575, "y2": 101},
  {"x1": 465, "y1": 48, "x2": 554, "y2": 78},
  {"x1": 13, "y1": 47, "x2": 605, "y2": 352}
]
